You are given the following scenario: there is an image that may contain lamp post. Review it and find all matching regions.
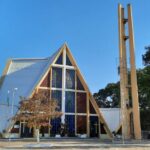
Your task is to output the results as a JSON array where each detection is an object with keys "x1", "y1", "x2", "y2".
[
  {"x1": 11, "y1": 88, "x2": 18, "y2": 116},
  {"x1": 8, "y1": 87, "x2": 18, "y2": 141},
  {"x1": 8, "y1": 88, "x2": 18, "y2": 116}
]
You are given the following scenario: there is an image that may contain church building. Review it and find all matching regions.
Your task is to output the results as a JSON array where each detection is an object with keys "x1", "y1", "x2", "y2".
[{"x1": 0, "y1": 43, "x2": 113, "y2": 139}]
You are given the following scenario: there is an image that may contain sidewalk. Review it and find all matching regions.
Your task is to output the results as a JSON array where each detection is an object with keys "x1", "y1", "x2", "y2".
[{"x1": 0, "y1": 138, "x2": 150, "y2": 149}]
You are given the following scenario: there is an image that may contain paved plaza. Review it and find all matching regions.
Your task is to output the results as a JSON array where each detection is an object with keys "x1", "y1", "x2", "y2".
[{"x1": 0, "y1": 138, "x2": 150, "y2": 150}]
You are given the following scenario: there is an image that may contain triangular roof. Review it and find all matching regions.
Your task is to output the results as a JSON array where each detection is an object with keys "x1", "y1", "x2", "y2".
[
  {"x1": 0, "y1": 43, "x2": 113, "y2": 138},
  {"x1": 0, "y1": 45, "x2": 63, "y2": 132}
]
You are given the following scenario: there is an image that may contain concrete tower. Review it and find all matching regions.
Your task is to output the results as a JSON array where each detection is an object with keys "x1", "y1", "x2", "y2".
[{"x1": 118, "y1": 4, "x2": 141, "y2": 140}]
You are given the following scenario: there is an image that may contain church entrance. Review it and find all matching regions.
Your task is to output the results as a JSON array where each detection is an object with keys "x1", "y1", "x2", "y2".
[
  {"x1": 20, "y1": 122, "x2": 33, "y2": 138},
  {"x1": 90, "y1": 116, "x2": 99, "y2": 137}
]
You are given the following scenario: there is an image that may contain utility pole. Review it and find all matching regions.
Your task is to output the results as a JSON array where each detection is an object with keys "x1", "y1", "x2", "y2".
[{"x1": 118, "y1": 4, "x2": 141, "y2": 140}]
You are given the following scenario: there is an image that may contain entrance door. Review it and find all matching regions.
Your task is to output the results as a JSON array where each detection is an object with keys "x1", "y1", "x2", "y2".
[
  {"x1": 20, "y1": 122, "x2": 33, "y2": 138},
  {"x1": 90, "y1": 116, "x2": 99, "y2": 137}
]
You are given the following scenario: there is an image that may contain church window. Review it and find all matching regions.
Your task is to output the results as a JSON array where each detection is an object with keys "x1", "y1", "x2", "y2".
[
  {"x1": 55, "y1": 52, "x2": 63, "y2": 65},
  {"x1": 77, "y1": 93, "x2": 86, "y2": 113},
  {"x1": 66, "y1": 69, "x2": 75, "y2": 89},
  {"x1": 77, "y1": 75, "x2": 85, "y2": 90},
  {"x1": 65, "y1": 91, "x2": 75, "y2": 113},
  {"x1": 77, "y1": 116, "x2": 87, "y2": 134},
  {"x1": 52, "y1": 67, "x2": 62, "y2": 88},
  {"x1": 66, "y1": 53, "x2": 72, "y2": 66},
  {"x1": 51, "y1": 90, "x2": 62, "y2": 111}
]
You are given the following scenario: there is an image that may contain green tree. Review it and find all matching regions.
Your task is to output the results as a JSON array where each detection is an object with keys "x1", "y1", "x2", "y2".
[
  {"x1": 94, "y1": 46, "x2": 150, "y2": 131},
  {"x1": 94, "y1": 67, "x2": 150, "y2": 110},
  {"x1": 137, "y1": 67, "x2": 150, "y2": 110},
  {"x1": 140, "y1": 46, "x2": 150, "y2": 130},
  {"x1": 142, "y1": 46, "x2": 150, "y2": 66},
  {"x1": 93, "y1": 82, "x2": 120, "y2": 108}
]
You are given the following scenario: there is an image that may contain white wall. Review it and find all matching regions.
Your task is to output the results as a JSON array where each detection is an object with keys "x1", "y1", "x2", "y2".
[{"x1": 100, "y1": 108, "x2": 121, "y2": 132}]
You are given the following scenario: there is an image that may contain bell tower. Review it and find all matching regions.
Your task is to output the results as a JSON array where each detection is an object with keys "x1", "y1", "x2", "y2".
[{"x1": 118, "y1": 4, "x2": 141, "y2": 140}]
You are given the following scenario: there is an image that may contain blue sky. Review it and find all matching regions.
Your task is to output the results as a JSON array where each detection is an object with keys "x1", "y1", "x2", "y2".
[{"x1": 0, "y1": 0, "x2": 150, "y2": 93}]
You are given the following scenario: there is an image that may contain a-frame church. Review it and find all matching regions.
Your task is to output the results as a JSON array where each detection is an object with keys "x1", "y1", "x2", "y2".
[{"x1": 0, "y1": 43, "x2": 113, "y2": 138}]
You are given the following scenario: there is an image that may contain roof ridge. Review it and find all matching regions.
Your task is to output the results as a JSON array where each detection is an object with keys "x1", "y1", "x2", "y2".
[
  {"x1": 8, "y1": 43, "x2": 67, "y2": 62},
  {"x1": 12, "y1": 58, "x2": 48, "y2": 61},
  {"x1": 28, "y1": 44, "x2": 64, "y2": 97}
]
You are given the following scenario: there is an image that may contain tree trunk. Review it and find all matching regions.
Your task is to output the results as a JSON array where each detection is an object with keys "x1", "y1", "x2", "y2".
[{"x1": 36, "y1": 129, "x2": 40, "y2": 143}]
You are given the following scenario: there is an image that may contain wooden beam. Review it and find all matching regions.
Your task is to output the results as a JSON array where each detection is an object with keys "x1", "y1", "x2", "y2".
[
  {"x1": 89, "y1": 94, "x2": 113, "y2": 138},
  {"x1": 87, "y1": 92, "x2": 90, "y2": 137},
  {"x1": 38, "y1": 87, "x2": 50, "y2": 90},
  {"x1": 128, "y1": 4, "x2": 141, "y2": 140},
  {"x1": 75, "y1": 70, "x2": 77, "y2": 136},
  {"x1": 118, "y1": 4, "x2": 131, "y2": 139},
  {"x1": 0, "y1": 59, "x2": 12, "y2": 88}
]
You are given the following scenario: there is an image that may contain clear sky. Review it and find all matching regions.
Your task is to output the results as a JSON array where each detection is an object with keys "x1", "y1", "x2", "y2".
[{"x1": 0, "y1": 0, "x2": 150, "y2": 93}]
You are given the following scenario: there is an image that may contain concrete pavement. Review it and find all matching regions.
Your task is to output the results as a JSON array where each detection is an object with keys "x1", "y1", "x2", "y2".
[{"x1": 0, "y1": 138, "x2": 150, "y2": 149}]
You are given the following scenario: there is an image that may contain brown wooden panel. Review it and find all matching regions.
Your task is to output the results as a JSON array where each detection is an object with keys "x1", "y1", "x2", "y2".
[
  {"x1": 77, "y1": 116, "x2": 87, "y2": 134},
  {"x1": 40, "y1": 71, "x2": 50, "y2": 87},
  {"x1": 77, "y1": 93, "x2": 86, "y2": 113}
]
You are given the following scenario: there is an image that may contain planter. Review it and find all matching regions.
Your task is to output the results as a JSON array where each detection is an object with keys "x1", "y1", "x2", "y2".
[{"x1": 55, "y1": 134, "x2": 61, "y2": 138}]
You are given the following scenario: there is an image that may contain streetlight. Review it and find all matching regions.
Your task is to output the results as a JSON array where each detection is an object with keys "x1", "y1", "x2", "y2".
[
  {"x1": 8, "y1": 88, "x2": 18, "y2": 116},
  {"x1": 7, "y1": 87, "x2": 18, "y2": 141},
  {"x1": 11, "y1": 88, "x2": 18, "y2": 116}
]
